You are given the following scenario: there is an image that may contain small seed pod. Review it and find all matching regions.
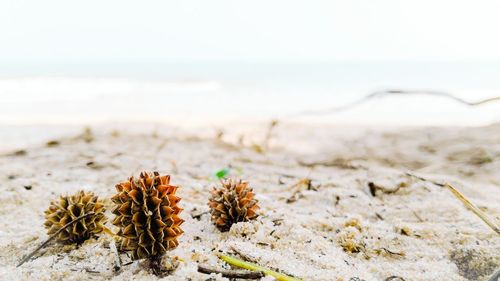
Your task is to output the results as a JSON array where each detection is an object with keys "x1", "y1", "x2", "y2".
[
  {"x1": 208, "y1": 178, "x2": 259, "y2": 232},
  {"x1": 111, "y1": 172, "x2": 184, "y2": 261},
  {"x1": 44, "y1": 190, "x2": 106, "y2": 244}
]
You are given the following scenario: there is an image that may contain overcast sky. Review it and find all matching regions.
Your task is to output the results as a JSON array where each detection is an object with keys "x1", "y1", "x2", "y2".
[{"x1": 1, "y1": 0, "x2": 500, "y2": 63}]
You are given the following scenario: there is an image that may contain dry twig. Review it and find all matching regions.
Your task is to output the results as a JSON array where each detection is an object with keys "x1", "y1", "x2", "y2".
[
  {"x1": 263, "y1": 119, "x2": 279, "y2": 150},
  {"x1": 17, "y1": 212, "x2": 95, "y2": 267},
  {"x1": 290, "y1": 89, "x2": 500, "y2": 117},
  {"x1": 444, "y1": 183, "x2": 500, "y2": 235},
  {"x1": 197, "y1": 265, "x2": 264, "y2": 279},
  {"x1": 406, "y1": 172, "x2": 500, "y2": 235},
  {"x1": 230, "y1": 245, "x2": 259, "y2": 263},
  {"x1": 70, "y1": 267, "x2": 101, "y2": 274},
  {"x1": 298, "y1": 158, "x2": 362, "y2": 169},
  {"x1": 286, "y1": 178, "x2": 315, "y2": 203}
]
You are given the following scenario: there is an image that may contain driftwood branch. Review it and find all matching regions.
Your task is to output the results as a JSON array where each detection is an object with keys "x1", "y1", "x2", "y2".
[
  {"x1": 291, "y1": 89, "x2": 500, "y2": 117},
  {"x1": 197, "y1": 265, "x2": 264, "y2": 279},
  {"x1": 17, "y1": 212, "x2": 95, "y2": 267}
]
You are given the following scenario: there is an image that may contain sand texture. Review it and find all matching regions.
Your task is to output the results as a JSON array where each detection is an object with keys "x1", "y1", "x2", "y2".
[{"x1": 0, "y1": 123, "x2": 499, "y2": 281}]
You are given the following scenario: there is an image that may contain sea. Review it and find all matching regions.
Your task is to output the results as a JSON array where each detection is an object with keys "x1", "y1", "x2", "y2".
[{"x1": 0, "y1": 61, "x2": 499, "y2": 126}]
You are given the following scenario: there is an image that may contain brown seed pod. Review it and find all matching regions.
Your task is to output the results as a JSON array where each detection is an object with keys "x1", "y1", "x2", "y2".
[
  {"x1": 44, "y1": 190, "x2": 106, "y2": 244},
  {"x1": 111, "y1": 171, "x2": 184, "y2": 261},
  {"x1": 208, "y1": 178, "x2": 259, "y2": 232}
]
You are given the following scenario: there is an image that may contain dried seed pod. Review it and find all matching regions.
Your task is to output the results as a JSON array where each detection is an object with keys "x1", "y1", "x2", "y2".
[
  {"x1": 111, "y1": 172, "x2": 184, "y2": 260},
  {"x1": 208, "y1": 178, "x2": 259, "y2": 232},
  {"x1": 44, "y1": 190, "x2": 106, "y2": 244}
]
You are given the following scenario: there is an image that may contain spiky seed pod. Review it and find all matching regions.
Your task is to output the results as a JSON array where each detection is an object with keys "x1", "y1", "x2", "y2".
[
  {"x1": 44, "y1": 190, "x2": 106, "y2": 244},
  {"x1": 208, "y1": 178, "x2": 259, "y2": 232},
  {"x1": 111, "y1": 172, "x2": 184, "y2": 260}
]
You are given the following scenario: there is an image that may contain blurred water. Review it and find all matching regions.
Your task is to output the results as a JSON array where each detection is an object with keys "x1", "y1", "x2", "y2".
[{"x1": 0, "y1": 62, "x2": 499, "y2": 126}]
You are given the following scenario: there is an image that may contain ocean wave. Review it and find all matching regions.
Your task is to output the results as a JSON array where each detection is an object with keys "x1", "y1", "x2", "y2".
[{"x1": 0, "y1": 77, "x2": 221, "y2": 103}]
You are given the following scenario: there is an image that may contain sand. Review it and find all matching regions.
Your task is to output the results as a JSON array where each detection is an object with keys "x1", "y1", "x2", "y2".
[{"x1": 0, "y1": 122, "x2": 498, "y2": 281}]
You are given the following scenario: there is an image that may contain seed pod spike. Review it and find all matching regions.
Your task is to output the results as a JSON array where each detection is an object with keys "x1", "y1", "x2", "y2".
[
  {"x1": 44, "y1": 190, "x2": 106, "y2": 244},
  {"x1": 112, "y1": 171, "x2": 184, "y2": 270},
  {"x1": 208, "y1": 178, "x2": 260, "y2": 232}
]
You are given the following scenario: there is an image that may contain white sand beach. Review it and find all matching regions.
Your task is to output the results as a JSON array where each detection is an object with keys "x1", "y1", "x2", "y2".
[
  {"x1": 0, "y1": 122, "x2": 498, "y2": 280},
  {"x1": 3, "y1": 1, "x2": 500, "y2": 280}
]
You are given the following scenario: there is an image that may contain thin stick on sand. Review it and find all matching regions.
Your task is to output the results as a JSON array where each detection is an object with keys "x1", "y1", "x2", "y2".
[
  {"x1": 197, "y1": 265, "x2": 264, "y2": 279},
  {"x1": 444, "y1": 183, "x2": 500, "y2": 235},
  {"x1": 218, "y1": 254, "x2": 303, "y2": 281},
  {"x1": 406, "y1": 172, "x2": 500, "y2": 235},
  {"x1": 290, "y1": 89, "x2": 500, "y2": 117},
  {"x1": 17, "y1": 212, "x2": 95, "y2": 267}
]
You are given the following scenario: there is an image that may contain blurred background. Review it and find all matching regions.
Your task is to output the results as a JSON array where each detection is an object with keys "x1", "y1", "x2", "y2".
[{"x1": 1, "y1": 0, "x2": 499, "y2": 127}]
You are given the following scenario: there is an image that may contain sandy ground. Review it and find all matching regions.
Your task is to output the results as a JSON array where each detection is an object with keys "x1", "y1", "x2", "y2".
[{"x1": 0, "y1": 122, "x2": 499, "y2": 281}]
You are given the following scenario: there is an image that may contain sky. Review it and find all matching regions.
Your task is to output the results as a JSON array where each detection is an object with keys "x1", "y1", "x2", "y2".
[
  {"x1": 1, "y1": 0, "x2": 500, "y2": 63},
  {"x1": 0, "y1": 1, "x2": 499, "y2": 127}
]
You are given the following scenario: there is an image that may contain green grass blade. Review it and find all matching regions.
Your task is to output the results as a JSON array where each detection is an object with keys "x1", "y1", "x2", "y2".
[{"x1": 219, "y1": 254, "x2": 303, "y2": 281}]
